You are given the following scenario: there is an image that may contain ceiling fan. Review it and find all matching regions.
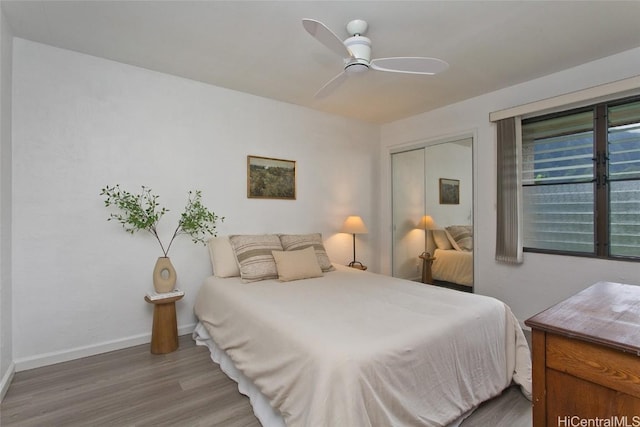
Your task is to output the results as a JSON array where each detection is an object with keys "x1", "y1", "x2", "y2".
[{"x1": 302, "y1": 18, "x2": 449, "y2": 98}]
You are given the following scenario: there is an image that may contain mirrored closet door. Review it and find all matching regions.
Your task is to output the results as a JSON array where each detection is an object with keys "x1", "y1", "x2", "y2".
[
  {"x1": 391, "y1": 137, "x2": 474, "y2": 290},
  {"x1": 391, "y1": 148, "x2": 426, "y2": 279}
]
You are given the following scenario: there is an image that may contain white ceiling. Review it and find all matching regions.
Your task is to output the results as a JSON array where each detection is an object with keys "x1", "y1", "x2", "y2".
[{"x1": 3, "y1": 1, "x2": 640, "y2": 124}]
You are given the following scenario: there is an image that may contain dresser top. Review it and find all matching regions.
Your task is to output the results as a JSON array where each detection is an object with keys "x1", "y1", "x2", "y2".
[{"x1": 525, "y1": 281, "x2": 640, "y2": 355}]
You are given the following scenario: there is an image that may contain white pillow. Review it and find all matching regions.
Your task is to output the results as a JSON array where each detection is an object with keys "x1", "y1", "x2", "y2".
[
  {"x1": 272, "y1": 247, "x2": 323, "y2": 282},
  {"x1": 432, "y1": 229, "x2": 453, "y2": 250},
  {"x1": 207, "y1": 236, "x2": 240, "y2": 277}
]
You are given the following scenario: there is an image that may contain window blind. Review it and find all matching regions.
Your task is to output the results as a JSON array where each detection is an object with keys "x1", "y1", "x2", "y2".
[{"x1": 495, "y1": 117, "x2": 523, "y2": 263}]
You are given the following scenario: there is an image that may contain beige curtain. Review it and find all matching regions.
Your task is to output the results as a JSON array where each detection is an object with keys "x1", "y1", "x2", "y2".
[{"x1": 495, "y1": 117, "x2": 523, "y2": 264}]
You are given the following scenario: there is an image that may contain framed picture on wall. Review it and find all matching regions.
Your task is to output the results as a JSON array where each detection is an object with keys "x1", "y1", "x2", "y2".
[
  {"x1": 247, "y1": 155, "x2": 296, "y2": 200},
  {"x1": 439, "y1": 178, "x2": 460, "y2": 205}
]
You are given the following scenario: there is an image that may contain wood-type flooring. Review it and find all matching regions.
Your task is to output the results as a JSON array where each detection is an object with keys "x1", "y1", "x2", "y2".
[{"x1": 1, "y1": 334, "x2": 531, "y2": 426}]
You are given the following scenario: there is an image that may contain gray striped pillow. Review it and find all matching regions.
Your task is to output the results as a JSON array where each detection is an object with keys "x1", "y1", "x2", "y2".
[
  {"x1": 445, "y1": 225, "x2": 473, "y2": 252},
  {"x1": 278, "y1": 233, "x2": 334, "y2": 272},
  {"x1": 229, "y1": 234, "x2": 283, "y2": 283}
]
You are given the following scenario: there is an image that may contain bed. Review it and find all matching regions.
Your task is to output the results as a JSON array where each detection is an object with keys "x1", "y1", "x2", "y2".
[
  {"x1": 194, "y1": 234, "x2": 531, "y2": 427},
  {"x1": 432, "y1": 249, "x2": 473, "y2": 287},
  {"x1": 431, "y1": 226, "x2": 473, "y2": 287}
]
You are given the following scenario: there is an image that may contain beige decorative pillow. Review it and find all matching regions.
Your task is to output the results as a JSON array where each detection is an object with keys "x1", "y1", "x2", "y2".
[
  {"x1": 432, "y1": 229, "x2": 453, "y2": 250},
  {"x1": 445, "y1": 225, "x2": 473, "y2": 252},
  {"x1": 272, "y1": 247, "x2": 323, "y2": 282},
  {"x1": 229, "y1": 234, "x2": 283, "y2": 282},
  {"x1": 278, "y1": 233, "x2": 335, "y2": 272},
  {"x1": 207, "y1": 236, "x2": 241, "y2": 278}
]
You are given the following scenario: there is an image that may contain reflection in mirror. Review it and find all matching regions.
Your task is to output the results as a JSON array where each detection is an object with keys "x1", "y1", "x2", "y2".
[
  {"x1": 391, "y1": 137, "x2": 473, "y2": 291},
  {"x1": 391, "y1": 148, "x2": 425, "y2": 280}
]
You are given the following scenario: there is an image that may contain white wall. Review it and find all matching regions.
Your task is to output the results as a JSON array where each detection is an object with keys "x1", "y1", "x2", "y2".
[
  {"x1": 380, "y1": 47, "x2": 640, "y2": 324},
  {"x1": 11, "y1": 39, "x2": 379, "y2": 370},
  {"x1": 0, "y1": 9, "x2": 14, "y2": 399}
]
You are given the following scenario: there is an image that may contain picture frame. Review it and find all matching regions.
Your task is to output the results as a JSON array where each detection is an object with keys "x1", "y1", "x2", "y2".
[
  {"x1": 247, "y1": 155, "x2": 296, "y2": 200},
  {"x1": 439, "y1": 178, "x2": 460, "y2": 205}
]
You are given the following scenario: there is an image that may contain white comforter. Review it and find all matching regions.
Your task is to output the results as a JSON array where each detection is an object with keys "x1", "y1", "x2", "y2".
[{"x1": 194, "y1": 266, "x2": 531, "y2": 427}]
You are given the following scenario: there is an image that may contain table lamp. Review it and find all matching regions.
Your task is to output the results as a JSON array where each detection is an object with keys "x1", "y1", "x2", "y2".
[
  {"x1": 418, "y1": 215, "x2": 436, "y2": 255},
  {"x1": 341, "y1": 215, "x2": 368, "y2": 267}
]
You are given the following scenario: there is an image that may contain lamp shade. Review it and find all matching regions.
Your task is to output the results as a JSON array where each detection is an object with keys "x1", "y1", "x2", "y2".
[
  {"x1": 341, "y1": 216, "x2": 368, "y2": 234},
  {"x1": 418, "y1": 215, "x2": 436, "y2": 230}
]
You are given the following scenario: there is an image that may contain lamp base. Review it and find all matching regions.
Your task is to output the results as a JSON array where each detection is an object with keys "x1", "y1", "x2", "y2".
[{"x1": 347, "y1": 261, "x2": 367, "y2": 270}]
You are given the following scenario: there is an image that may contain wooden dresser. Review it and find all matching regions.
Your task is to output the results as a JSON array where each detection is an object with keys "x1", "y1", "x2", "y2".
[{"x1": 525, "y1": 282, "x2": 640, "y2": 427}]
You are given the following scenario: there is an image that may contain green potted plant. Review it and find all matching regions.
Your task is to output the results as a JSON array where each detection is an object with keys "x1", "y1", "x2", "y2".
[{"x1": 100, "y1": 185, "x2": 224, "y2": 293}]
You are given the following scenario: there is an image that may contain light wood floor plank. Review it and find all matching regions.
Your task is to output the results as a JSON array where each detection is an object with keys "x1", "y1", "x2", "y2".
[{"x1": 1, "y1": 334, "x2": 531, "y2": 426}]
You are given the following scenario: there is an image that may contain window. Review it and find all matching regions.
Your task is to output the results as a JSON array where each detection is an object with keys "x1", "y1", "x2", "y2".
[{"x1": 521, "y1": 97, "x2": 640, "y2": 260}]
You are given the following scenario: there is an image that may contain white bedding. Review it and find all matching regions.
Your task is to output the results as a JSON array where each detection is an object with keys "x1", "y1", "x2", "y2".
[
  {"x1": 432, "y1": 248, "x2": 473, "y2": 287},
  {"x1": 194, "y1": 266, "x2": 531, "y2": 427}
]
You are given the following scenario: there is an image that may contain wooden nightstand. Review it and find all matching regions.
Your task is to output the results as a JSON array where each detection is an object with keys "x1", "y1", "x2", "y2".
[
  {"x1": 419, "y1": 252, "x2": 436, "y2": 284},
  {"x1": 144, "y1": 293, "x2": 184, "y2": 354}
]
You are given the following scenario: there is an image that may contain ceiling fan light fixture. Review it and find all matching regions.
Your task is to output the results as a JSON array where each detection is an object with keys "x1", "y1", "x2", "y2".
[{"x1": 345, "y1": 62, "x2": 369, "y2": 74}]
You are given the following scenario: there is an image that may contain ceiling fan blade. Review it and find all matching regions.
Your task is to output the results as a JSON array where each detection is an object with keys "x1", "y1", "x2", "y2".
[
  {"x1": 370, "y1": 57, "x2": 449, "y2": 75},
  {"x1": 302, "y1": 18, "x2": 353, "y2": 58},
  {"x1": 314, "y1": 71, "x2": 348, "y2": 99}
]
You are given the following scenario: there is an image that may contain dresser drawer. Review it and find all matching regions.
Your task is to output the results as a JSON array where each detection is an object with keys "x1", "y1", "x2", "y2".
[{"x1": 546, "y1": 333, "x2": 640, "y2": 399}]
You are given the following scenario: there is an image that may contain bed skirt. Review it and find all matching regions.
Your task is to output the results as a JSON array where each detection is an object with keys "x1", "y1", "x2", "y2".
[
  {"x1": 192, "y1": 322, "x2": 472, "y2": 427},
  {"x1": 193, "y1": 322, "x2": 286, "y2": 427}
]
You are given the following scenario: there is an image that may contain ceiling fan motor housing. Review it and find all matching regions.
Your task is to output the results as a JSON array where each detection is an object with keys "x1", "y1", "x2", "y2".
[{"x1": 344, "y1": 35, "x2": 371, "y2": 73}]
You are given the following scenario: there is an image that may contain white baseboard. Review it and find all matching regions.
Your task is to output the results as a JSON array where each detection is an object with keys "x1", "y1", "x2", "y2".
[
  {"x1": 0, "y1": 361, "x2": 15, "y2": 402},
  {"x1": 14, "y1": 323, "x2": 196, "y2": 372}
]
